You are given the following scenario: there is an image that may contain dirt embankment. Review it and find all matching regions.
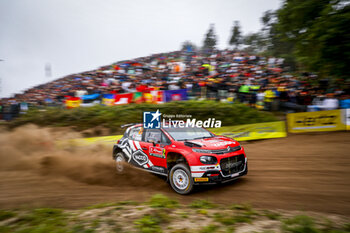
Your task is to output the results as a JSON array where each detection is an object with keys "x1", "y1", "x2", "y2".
[{"x1": 0, "y1": 125, "x2": 349, "y2": 215}]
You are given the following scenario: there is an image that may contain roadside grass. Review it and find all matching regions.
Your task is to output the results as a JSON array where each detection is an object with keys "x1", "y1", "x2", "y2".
[
  {"x1": 282, "y1": 215, "x2": 350, "y2": 233},
  {"x1": 84, "y1": 200, "x2": 139, "y2": 210},
  {"x1": 0, "y1": 195, "x2": 348, "y2": 233},
  {"x1": 189, "y1": 199, "x2": 216, "y2": 209},
  {"x1": 2, "y1": 208, "x2": 73, "y2": 233},
  {"x1": 263, "y1": 210, "x2": 282, "y2": 220}
]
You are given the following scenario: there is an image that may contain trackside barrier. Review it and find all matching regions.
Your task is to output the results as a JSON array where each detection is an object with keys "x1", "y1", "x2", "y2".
[
  {"x1": 287, "y1": 109, "x2": 347, "y2": 133},
  {"x1": 61, "y1": 109, "x2": 350, "y2": 146},
  {"x1": 210, "y1": 121, "x2": 286, "y2": 141},
  {"x1": 344, "y1": 109, "x2": 350, "y2": 131}
]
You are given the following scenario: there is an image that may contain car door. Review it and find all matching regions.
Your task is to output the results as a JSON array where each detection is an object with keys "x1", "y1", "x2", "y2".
[
  {"x1": 140, "y1": 129, "x2": 169, "y2": 171},
  {"x1": 127, "y1": 126, "x2": 149, "y2": 168}
]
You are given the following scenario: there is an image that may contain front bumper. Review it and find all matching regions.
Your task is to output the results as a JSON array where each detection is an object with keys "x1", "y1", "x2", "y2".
[{"x1": 193, "y1": 162, "x2": 248, "y2": 185}]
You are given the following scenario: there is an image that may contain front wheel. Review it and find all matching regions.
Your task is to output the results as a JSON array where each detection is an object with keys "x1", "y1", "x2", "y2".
[
  {"x1": 169, "y1": 163, "x2": 194, "y2": 195},
  {"x1": 115, "y1": 152, "x2": 126, "y2": 173}
]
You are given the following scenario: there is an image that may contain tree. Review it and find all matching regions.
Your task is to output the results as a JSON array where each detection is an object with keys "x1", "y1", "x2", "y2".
[
  {"x1": 181, "y1": 41, "x2": 197, "y2": 52},
  {"x1": 243, "y1": 32, "x2": 264, "y2": 54},
  {"x1": 229, "y1": 21, "x2": 242, "y2": 49},
  {"x1": 258, "y1": 10, "x2": 296, "y2": 70},
  {"x1": 202, "y1": 24, "x2": 217, "y2": 50},
  {"x1": 275, "y1": 0, "x2": 350, "y2": 78}
]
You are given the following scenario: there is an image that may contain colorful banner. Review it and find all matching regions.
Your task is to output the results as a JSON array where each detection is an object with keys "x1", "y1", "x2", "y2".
[
  {"x1": 211, "y1": 121, "x2": 286, "y2": 141},
  {"x1": 287, "y1": 109, "x2": 346, "y2": 133},
  {"x1": 102, "y1": 94, "x2": 115, "y2": 106},
  {"x1": 164, "y1": 89, "x2": 188, "y2": 102},
  {"x1": 115, "y1": 93, "x2": 133, "y2": 105},
  {"x1": 65, "y1": 97, "x2": 81, "y2": 109}
]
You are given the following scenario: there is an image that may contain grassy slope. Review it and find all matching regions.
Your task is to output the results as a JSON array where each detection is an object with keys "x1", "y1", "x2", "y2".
[
  {"x1": 0, "y1": 194, "x2": 348, "y2": 233},
  {"x1": 8, "y1": 101, "x2": 277, "y2": 134}
]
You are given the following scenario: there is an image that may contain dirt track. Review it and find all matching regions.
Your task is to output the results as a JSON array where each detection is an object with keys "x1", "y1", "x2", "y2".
[{"x1": 0, "y1": 125, "x2": 349, "y2": 215}]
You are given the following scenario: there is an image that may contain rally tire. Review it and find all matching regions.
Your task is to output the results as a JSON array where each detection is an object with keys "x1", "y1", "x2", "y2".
[
  {"x1": 169, "y1": 163, "x2": 194, "y2": 195},
  {"x1": 115, "y1": 152, "x2": 126, "y2": 173}
]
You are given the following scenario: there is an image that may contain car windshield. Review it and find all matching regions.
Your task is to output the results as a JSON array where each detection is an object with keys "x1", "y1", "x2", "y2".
[{"x1": 164, "y1": 127, "x2": 214, "y2": 141}]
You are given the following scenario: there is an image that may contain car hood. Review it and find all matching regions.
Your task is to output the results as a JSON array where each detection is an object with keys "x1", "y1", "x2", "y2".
[{"x1": 186, "y1": 136, "x2": 239, "y2": 150}]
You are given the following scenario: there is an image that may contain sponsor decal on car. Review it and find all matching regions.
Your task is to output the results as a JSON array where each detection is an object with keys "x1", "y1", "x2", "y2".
[
  {"x1": 149, "y1": 147, "x2": 166, "y2": 158},
  {"x1": 151, "y1": 166, "x2": 165, "y2": 173},
  {"x1": 132, "y1": 150, "x2": 149, "y2": 166},
  {"x1": 194, "y1": 177, "x2": 209, "y2": 182},
  {"x1": 212, "y1": 141, "x2": 235, "y2": 147}
]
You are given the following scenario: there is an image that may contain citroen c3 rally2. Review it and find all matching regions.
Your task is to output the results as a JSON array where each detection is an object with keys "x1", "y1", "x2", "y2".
[{"x1": 113, "y1": 124, "x2": 247, "y2": 194}]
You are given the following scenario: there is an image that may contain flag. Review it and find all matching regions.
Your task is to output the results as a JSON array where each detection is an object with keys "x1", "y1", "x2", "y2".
[
  {"x1": 164, "y1": 89, "x2": 188, "y2": 102},
  {"x1": 150, "y1": 90, "x2": 164, "y2": 104},
  {"x1": 81, "y1": 93, "x2": 100, "y2": 101},
  {"x1": 102, "y1": 94, "x2": 115, "y2": 106},
  {"x1": 115, "y1": 93, "x2": 133, "y2": 105},
  {"x1": 65, "y1": 97, "x2": 81, "y2": 109},
  {"x1": 143, "y1": 93, "x2": 153, "y2": 103},
  {"x1": 133, "y1": 92, "x2": 143, "y2": 104},
  {"x1": 81, "y1": 93, "x2": 100, "y2": 106}
]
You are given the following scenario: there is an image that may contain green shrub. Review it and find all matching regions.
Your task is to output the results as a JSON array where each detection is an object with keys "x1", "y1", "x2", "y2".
[
  {"x1": 196, "y1": 209, "x2": 208, "y2": 215},
  {"x1": 230, "y1": 203, "x2": 252, "y2": 211},
  {"x1": 200, "y1": 224, "x2": 219, "y2": 233},
  {"x1": 0, "y1": 210, "x2": 16, "y2": 221},
  {"x1": 134, "y1": 214, "x2": 162, "y2": 233},
  {"x1": 282, "y1": 215, "x2": 320, "y2": 233},
  {"x1": 9, "y1": 208, "x2": 72, "y2": 233},
  {"x1": 343, "y1": 223, "x2": 350, "y2": 232},
  {"x1": 148, "y1": 194, "x2": 178, "y2": 209},
  {"x1": 213, "y1": 213, "x2": 237, "y2": 226}
]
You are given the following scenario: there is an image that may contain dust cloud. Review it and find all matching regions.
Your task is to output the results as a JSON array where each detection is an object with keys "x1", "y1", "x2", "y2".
[{"x1": 0, "y1": 124, "x2": 158, "y2": 187}]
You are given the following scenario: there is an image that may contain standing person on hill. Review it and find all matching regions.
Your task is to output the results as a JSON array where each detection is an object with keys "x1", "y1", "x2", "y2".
[{"x1": 264, "y1": 87, "x2": 276, "y2": 111}]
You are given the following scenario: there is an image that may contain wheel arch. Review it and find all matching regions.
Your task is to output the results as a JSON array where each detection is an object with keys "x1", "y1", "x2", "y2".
[
  {"x1": 166, "y1": 152, "x2": 190, "y2": 171},
  {"x1": 113, "y1": 145, "x2": 123, "y2": 159}
]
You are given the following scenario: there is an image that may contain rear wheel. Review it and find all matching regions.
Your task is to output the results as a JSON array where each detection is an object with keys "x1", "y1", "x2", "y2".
[
  {"x1": 169, "y1": 163, "x2": 194, "y2": 195},
  {"x1": 115, "y1": 152, "x2": 126, "y2": 173}
]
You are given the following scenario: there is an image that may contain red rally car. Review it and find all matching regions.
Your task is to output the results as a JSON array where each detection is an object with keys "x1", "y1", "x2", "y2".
[{"x1": 113, "y1": 124, "x2": 247, "y2": 194}]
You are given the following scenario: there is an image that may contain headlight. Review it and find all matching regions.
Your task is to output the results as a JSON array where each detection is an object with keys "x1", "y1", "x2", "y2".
[
  {"x1": 199, "y1": 156, "x2": 217, "y2": 164},
  {"x1": 230, "y1": 145, "x2": 241, "y2": 152},
  {"x1": 192, "y1": 148, "x2": 212, "y2": 154}
]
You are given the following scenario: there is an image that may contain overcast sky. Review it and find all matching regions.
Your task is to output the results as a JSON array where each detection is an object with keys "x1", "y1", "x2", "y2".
[{"x1": 0, "y1": 0, "x2": 281, "y2": 98}]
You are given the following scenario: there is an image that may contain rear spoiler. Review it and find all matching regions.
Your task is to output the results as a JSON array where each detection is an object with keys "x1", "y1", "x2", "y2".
[{"x1": 121, "y1": 123, "x2": 140, "y2": 128}]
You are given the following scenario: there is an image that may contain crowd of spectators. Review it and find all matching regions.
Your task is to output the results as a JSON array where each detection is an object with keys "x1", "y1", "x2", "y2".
[{"x1": 1, "y1": 49, "x2": 350, "y2": 120}]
